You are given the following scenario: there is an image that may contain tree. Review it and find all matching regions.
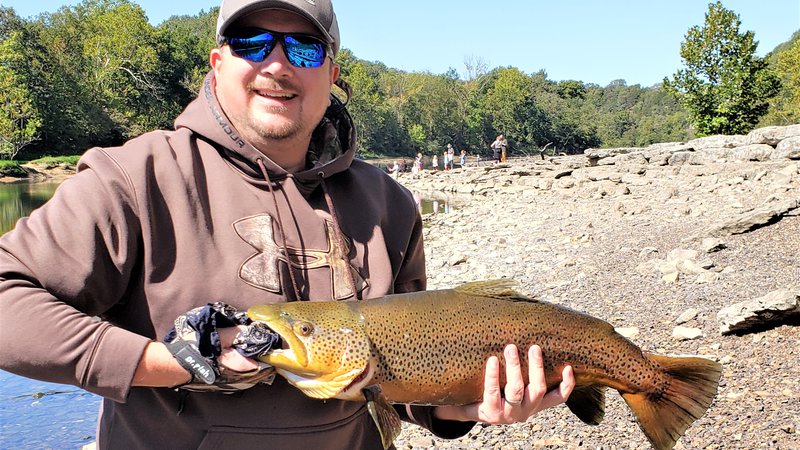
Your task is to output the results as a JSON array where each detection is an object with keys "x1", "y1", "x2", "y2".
[
  {"x1": 0, "y1": 49, "x2": 42, "y2": 160},
  {"x1": 664, "y1": 1, "x2": 780, "y2": 136},
  {"x1": 761, "y1": 32, "x2": 800, "y2": 125},
  {"x1": 0, "y1": 14, "x2": 42, "y2": 160}
]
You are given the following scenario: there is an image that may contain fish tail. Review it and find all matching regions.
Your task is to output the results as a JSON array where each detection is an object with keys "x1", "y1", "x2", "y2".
[{"x1": 621, "y1": 354, "x2": 722, "y2": 450}]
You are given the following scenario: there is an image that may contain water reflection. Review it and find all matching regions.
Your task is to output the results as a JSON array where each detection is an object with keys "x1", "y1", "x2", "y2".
[
  {"x1": 0, "y1": 182, "x2": 62, "y2": 235},
  {"x1": 413, "y1": 191, "x2": 456, "y2": 215}
]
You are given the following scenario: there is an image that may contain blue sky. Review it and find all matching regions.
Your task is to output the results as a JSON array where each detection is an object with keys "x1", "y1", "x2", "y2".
[{"x1": 3, "y1": 0, "x2": 798, "y2": 87}]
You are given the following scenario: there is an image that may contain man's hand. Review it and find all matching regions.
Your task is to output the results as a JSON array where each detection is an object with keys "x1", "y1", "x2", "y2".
[
  {"x1": 217, "y1": 325, "x2": 260, "y2": 372},
  {"x1": 433, "y1": 344, "x2": 575, "y2": 424},
  {"x1": 160, "y1": 303, "x2": 279, "y2": 392}
]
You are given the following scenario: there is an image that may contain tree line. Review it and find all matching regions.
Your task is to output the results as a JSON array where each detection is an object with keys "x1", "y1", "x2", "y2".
[{"x1": 1, "y1": 0, "x2": 797, "y2": 161}]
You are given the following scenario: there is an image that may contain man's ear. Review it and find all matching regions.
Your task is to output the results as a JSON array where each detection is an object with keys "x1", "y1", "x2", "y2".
[
  {"x1": 210, "y1": 48, "x2": 224, "y2": 74},
  {"x1": 330, "y1": 62, "x2": 340, "y2": 85}
]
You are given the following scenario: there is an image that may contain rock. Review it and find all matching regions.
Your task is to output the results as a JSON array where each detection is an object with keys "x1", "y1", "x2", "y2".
[
  {"x1": 696, "y1": 271, "x2": 721, "y2": 284},
  {"x1": 639, "y1": 247, "x2": 659, "y2": 257},
  {"x1": 676, "y1": 308, "x2": 700, "y2": 324},
  {"x1": 615, "y1": 327, "x2": 640, "y2": 338},
  {"x1": 775, "y1": 164, "x2": 798, "y2": 185},
  {"x1": 668, "y1": 248, "x2": 699, "y2": 261},
  {"x1": 673, "y1": 326, "x2": 704, "y2": 340},
  {"x1": 448, "y1": 254, "x2": 468, "y2": 266},
  {"x1": 730, "y1": 144, "x2": 776, "y2": 162},
  {"x1": 772, "y1": 135, "x2": 800, "y2": 160},
  {"x1": 687, "y1": 134, "x2": 748, "y2": 150},
  {"x1": 668, "y1": 151, "x2": 698, "y2": 166},
  {"x1": 407, "y1": 436, "x2": 435, "y2": 448},
  {"x1": 701, "y1": 238, "x2": 727, "y2": 253},
  {"x1": 706, "y1": 198, "x2": 800, "y2": 236},
  {"x1": 746, "y1": 124, "x2": 800, "y2": 146},
  {"x1": 718, "y1": 288, "x2": 800, "y2": 335}
]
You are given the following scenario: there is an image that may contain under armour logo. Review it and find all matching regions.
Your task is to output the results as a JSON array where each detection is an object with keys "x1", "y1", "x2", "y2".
[{"x1": 234, "y1": 214, "x2": 365, "y2": 300}]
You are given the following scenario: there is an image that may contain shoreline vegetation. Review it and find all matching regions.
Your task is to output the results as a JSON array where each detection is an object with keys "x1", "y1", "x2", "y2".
[{"x1": 0, "y1": 156, "x2": 81, "y2": 184}]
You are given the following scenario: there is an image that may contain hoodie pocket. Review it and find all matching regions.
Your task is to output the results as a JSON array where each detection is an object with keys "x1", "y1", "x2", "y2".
[{"x1": 196, "y1": 404, "x2": 386, "y2": 450}]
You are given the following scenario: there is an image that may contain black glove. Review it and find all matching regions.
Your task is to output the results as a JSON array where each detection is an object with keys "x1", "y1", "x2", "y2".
[{"x1": 163, "y1": 302, "x2": 280, "y2": 392}]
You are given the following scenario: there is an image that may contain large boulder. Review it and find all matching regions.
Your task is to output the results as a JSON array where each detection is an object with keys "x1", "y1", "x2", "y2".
[
  {"x1": 729, "y1": 144, "x2": 775, "y2": 162},
  {"x1": 746, "y1": 124, "x2": 800, "y2": 146},
  {"x1": 687, "y1": 134, "x2": 748, "y2": 150},
  {"x1": 718, "y1": 288, "x2": 800, "y2": 335},
  {"x1": 772, "y1": 135, "x2": 800, "y2": 160}
]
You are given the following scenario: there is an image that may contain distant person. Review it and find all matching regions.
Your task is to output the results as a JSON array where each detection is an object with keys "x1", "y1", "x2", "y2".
[
  {"x1": 460, "y1": 149, "x2": 467, "y2": 167},
  {"x1": 388, "y1": 160, "x2": 401, "y2": 179},
  {"x1": 446, "y1": 143, "x2": 455, "y2": 170},
  {"x1": 431, "y1": 154, "x2": 439, "y2": 171},
  {"x1": 499, "y1": 134, "x2": 508, "y2": 162},
  {"x1": 412, "y1": 152, "x2": 423, "y2": 178},
  {"x1": 491, "y1": 135, "x2": 502, "y2": 162}
]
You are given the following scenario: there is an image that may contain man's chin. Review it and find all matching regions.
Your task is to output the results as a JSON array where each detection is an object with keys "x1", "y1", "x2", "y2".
[{"x1": 250, "y1": 117, "x2": 303, "y2": 141}]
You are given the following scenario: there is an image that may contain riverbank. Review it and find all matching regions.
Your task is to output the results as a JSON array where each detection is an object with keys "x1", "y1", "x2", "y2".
[
  {"x1": 0, "y1": 161, "x2": 78, "y2": 184},
  {"x1": 4, "y1": 127, "x2": 799, "y2": 448},
  {"x1": 391, "y1": 144, "x2": 799, "y2": 447}
]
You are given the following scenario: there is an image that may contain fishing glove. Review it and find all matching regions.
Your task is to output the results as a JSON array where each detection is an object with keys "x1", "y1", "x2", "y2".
[{"x1": 163, "y1": 302, "x2": 280, "y2": 393}]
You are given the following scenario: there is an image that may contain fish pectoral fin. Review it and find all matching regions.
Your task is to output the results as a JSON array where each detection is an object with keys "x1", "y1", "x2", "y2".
[
  {"x1": 565, "y1": 385, "x2": 606, "y2": 425},
  {"x1": 362, "y1": 385, "x2": 401, "y2": 450}
]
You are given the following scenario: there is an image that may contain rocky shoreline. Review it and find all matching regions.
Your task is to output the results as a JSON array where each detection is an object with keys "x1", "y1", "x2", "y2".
[
  {"x1": 7, "y1": 125, "x2": 799, "y2": 449},
  {"x1": 392, "y1": 125, "x2": 799, "y2": 449}
]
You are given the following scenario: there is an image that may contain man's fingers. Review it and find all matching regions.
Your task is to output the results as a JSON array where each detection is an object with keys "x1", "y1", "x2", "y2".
[
  {"x1": 503, "y1": 344, "x2": 525, "y2": 405},
  {"x1": 526, "y1": 345, "x2": 548, "y2": 405},
  {"x1": 217, "y1": 326, "x2": 259, "y2": 372},
  {"x1": 540, "y1": 365, "x2": 575, "y2": 409},
  {"x1": 482, "y1": 355, "x2": 502, "y2": 411}
]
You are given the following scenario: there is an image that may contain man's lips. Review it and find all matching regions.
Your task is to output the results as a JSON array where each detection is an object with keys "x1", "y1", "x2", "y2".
[{"x1": 253, "y1": 89, "x2": 297, "y2": 101}]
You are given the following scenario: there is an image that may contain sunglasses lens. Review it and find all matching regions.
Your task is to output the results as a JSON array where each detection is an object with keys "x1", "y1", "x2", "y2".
[
  {"x1": 284, "y1": 35, "x2": 327, "y2": 68},
  {"x1": 229, "y1": 33, "x2": 277, "y2": 62}
]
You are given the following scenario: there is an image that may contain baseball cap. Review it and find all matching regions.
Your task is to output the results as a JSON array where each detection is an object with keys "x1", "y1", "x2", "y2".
[{"x1": 216, "y1": 0, "x2": 340, "y2": 56}]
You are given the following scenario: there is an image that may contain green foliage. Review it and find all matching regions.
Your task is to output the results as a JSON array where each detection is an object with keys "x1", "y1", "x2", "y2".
[
  {"x1": 29, "y1": 155, "x2": 81, "y2": 168},
  {"x1": 0, "y1": 25, "x2": 42, "y2": 160},
  {"x1": 1, "y1": 2, "x2": 793, "y2": 162},
  {"x1": 761, "y1": 31, "x2": 800, "y2": 125},
  {"x1": 664, "y1": 1, "x2": 781, "y2": 136}
]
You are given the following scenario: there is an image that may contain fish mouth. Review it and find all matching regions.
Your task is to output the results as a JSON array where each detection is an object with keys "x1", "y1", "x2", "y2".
[{"x1": 336, "y1": 362, "x2": 374, "y2": 400}]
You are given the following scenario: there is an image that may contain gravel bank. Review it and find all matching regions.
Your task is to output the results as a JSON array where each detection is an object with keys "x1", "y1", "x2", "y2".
[{"x1": 392, "y1": 155, "x2": 799, "y2": 449}]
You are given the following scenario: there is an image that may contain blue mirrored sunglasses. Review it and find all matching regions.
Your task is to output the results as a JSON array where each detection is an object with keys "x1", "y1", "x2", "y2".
[{"x1": 223, "y1": 28, "x2": 330, "y2": 68}]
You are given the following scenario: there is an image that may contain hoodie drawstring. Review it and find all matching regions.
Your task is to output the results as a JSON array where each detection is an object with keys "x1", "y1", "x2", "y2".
[
  {"x1": 320, "y1": 175, "x2": 360, "y2": 301},
  {"x1": 257, "y1": 159, "x2": 302, "y2": 301}
]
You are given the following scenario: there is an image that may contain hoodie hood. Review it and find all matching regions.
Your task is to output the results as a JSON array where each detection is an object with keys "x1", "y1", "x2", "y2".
[{"x1": 174, "y1": 72, "x2": 357, "y2": 196}]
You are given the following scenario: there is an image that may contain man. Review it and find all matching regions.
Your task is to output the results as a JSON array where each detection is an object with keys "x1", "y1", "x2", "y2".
[{"x1": 0, "y1": 1, "x2": 573, "y2": 448}]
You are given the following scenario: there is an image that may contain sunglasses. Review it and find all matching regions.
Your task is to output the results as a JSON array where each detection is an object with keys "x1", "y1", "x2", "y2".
[{"x1": 223, "y1": 28, "x2": 330, "y2": 68}]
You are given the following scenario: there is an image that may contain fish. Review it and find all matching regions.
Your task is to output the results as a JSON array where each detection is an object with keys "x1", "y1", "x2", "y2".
[{"x1": 247, "y1": 280, "x2": 722, "y2": 450}]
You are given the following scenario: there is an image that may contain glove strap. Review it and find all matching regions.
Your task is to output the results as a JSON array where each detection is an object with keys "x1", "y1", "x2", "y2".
[{"x1": 165, "y1": 340, "x2": 217, "y2": 385}]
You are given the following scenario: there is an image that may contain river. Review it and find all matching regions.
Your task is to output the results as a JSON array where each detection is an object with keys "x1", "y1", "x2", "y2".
[{"x1": 0, "y1": 180, "x2": 101, "y2": 450}]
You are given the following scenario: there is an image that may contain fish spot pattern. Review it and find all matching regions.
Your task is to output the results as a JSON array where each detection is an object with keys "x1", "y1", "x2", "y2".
[{"x1": 357, "y1": 290, "x2": 669, "y2": 404}]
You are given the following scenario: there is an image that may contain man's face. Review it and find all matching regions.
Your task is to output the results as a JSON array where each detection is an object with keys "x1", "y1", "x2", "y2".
[{"x1": 210, "y1": 9, "x2": 339, "y2": 145}]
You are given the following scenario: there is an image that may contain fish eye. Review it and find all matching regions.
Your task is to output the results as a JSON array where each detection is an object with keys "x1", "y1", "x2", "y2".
[{"x1": 294, "y1": 321, "x2": 314, "y2": 336}]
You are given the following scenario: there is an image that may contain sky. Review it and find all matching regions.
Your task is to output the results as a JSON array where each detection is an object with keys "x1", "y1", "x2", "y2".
[{"x1": 3, "y1": 0, "x2": 799, "y2": 87}]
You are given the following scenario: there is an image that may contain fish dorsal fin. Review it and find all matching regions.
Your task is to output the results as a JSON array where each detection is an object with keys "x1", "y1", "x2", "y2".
[{"x1": 454, "y1": 279, "x2": 526, "y2": 299}]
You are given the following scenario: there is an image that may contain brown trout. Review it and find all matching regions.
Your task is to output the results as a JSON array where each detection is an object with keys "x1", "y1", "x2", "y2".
[{"x1": 247, "y1": 280, "x2": 721, "y2": 450}]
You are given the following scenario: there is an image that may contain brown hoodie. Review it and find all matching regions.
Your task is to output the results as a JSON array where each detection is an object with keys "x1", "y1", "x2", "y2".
[{"x1": 0, "y1": 73, "x2": 473, "y2": 449}]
